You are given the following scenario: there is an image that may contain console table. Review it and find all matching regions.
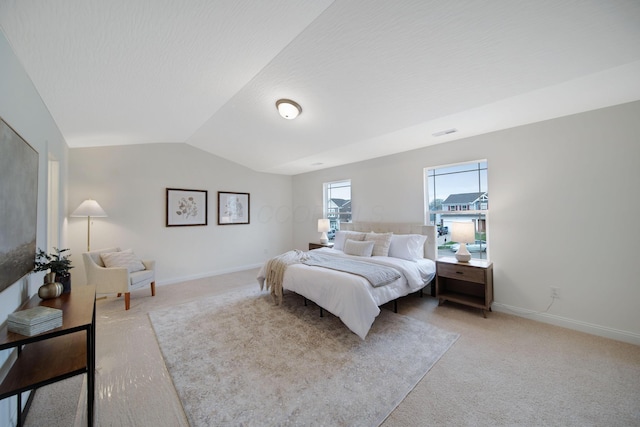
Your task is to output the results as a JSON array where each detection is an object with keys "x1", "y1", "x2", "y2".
[{"x1": 0, "y1": 285, "x2": 96, "y2": 426}]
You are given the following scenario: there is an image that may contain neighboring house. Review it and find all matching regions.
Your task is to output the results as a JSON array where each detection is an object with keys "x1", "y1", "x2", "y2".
[
  {"x1": 440, "y1": 192, "x2": 488, "y2": 233},
  {"x1": 441, "y1": 192, "x2": 488, "y2": 211},
  {"x1": 328, "y1": 198, "x2": 351, "y2": 228}
]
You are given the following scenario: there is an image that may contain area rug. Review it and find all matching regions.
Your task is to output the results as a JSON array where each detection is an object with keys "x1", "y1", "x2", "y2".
[{"x1": 149, "y1": 288, "x2": 459, "y2": 427}]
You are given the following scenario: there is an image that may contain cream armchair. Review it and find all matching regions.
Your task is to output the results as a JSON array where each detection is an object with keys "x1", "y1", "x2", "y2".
[{"x1": 83, "y1": 247, "x2": 156, "y2": 310}]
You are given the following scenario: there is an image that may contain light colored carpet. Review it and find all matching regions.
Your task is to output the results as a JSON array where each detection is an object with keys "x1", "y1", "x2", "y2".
[
  {"x1": 22, "y1": 268, "x2": 640, "y2": 426},
  {"x1": 148, "y1": 288, "x2": 459, "y2": 426},
  {"x1": 22, "y1": 375, "x2": 84, "y2": 426}
]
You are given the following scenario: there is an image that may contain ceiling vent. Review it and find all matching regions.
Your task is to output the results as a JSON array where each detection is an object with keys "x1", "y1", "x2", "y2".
[{"x1": 432, "y1": 128, "x2": 458, "y2": 137}]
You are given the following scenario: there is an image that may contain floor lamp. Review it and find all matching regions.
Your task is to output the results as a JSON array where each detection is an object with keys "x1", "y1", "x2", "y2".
[{"x1": 71, "y1": 199, "x2": 108, "y2": 252}]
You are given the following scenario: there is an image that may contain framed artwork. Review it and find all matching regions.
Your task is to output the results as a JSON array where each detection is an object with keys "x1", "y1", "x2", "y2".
[
  {"x1": 0, "y1": 117, "x2": 38, "y2": 293},
  {"x1": 166, "y1": 188, "x2": 208, "y2": 227},
  {"x1": 218, "y1": 192, "x2": 250, "y2": 225}
]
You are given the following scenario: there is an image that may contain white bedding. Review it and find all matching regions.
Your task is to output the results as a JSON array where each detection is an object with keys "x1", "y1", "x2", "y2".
[{"x1": 257, "y1": 248, "x2": 436, "y2": 339}]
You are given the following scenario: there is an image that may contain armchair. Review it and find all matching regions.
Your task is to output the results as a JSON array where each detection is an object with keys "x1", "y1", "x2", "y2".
[{"x1": 83, "y1": 247, "x2": 156, "y2": 310}]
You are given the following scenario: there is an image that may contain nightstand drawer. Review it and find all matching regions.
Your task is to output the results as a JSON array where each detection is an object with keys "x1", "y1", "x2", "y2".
[{"x1": 437, "y1": 263, "x2": 485, "y2": 284}]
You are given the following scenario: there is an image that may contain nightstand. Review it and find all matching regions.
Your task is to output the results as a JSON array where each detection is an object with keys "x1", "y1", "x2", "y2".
[
  {"x1": 436, "y1": 256, "x2": 493, "y2": 317},
  {"x1": 309, "y1": 242, "x2": 334, "y2": 250}
]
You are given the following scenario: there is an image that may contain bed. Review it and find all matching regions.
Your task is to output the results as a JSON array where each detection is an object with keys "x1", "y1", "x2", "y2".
[{"x1": 256, "y1": 222, "x2": 437, "y2": 339}]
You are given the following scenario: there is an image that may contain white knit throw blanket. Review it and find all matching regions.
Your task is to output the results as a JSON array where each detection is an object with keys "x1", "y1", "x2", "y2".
[{"x1": 262, "y1": 250, "x2": 309, "y2": 305}]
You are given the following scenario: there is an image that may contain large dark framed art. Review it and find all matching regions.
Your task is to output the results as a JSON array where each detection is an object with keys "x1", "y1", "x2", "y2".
[
  {"x1": 218, "y1": 192, "x2": 250, "y2": 225},
  {"x1": 166, "y1": 188, "x2": 208, "y2": 227},
  {"x1": 0, "y1": 117, "x2": 39, "y2": 292}
]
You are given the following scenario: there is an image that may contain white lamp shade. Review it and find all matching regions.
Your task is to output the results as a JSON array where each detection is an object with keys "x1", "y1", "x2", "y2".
[
  {"x1": 451, "y1": 221, "x2": 475, "y2": 262},
  {"x1": 71, "y1": 199, "x2": 108, "y2": 217},
  {"x1": 276, "y1": 99, "x2": 302, "y2": 120},
  {"x1": 318, "y1": 218, "x2": 330, "y2": 244},
  {"x1": 317, "y1": 219, "x2": 330, "y2": 232},
  {"x1": 451, "y1": 221, "x2": 475, "y2": 244}
]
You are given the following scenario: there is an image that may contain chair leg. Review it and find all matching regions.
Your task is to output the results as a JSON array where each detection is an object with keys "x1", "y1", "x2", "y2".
[
  {"x1": 125, "y1": 293, "x2": 131, "y2": 310},
  {"x1": 151, "y1": 281, "x2": 156, "y2": 297}
]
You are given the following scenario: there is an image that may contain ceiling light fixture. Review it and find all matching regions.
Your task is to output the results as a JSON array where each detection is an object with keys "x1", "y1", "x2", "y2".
[{"x1": 276, "y1": 99, "x2": 302, "y2": 120}]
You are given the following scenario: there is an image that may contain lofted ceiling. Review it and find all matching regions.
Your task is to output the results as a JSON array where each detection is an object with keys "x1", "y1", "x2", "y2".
[{"x1": 1, "y1": 0, "x2": 639, "y2": 175}]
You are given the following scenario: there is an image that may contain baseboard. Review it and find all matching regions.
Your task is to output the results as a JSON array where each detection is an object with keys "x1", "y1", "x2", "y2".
[
  {"x1": 157, "y1": 263, "x2": 263, "y2": 287},
  {"x1": 492, "y1": 302, "x2": 640, "y2": 346}
]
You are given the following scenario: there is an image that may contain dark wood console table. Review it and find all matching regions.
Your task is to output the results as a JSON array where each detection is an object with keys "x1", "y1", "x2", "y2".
[{"x1": 0, "y1": 285, "x2": 96, "y2": 426}]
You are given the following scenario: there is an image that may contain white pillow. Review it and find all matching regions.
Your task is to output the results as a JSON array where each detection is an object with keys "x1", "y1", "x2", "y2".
[
  {"x1": 333, "y1": 231, "x2": 366, "y2": 251},
  {"x1": 343, "y1": 239, "x2": 375, "y2": 257},
  {"x1": 364, "y1": 232, "x2": 393, "y2": 257},
  {"x1": 100, "y1": 249, "x2": 146, "y2": 273},
  {"x1": 388, "y1": 234, "x2": 427, "y2": 261}
]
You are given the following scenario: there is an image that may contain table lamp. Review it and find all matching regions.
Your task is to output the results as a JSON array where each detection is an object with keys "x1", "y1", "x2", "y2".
[
  {"x1": 318, "y1": 219, "x2": 330, "y2": 244},
  {"x1": 451, "y1": 221, "x2": 475, "y2": 262}
]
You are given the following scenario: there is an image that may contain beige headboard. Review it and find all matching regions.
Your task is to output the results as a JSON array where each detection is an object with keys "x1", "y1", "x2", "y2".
[{"x1": 339, "y1": 222, "x2": 437, "y2": 261}]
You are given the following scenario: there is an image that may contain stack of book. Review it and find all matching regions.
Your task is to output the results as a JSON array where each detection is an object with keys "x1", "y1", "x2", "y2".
[{"x1": 7, "y1": 306, "x2": 63, "y2": 336}]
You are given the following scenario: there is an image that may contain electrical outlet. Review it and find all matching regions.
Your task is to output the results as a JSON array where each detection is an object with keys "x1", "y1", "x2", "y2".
[{"x1": 550, "y1": 287, "x2": 560, "y2": 299}]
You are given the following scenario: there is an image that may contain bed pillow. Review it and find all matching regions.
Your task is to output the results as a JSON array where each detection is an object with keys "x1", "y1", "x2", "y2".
[
  {"x1": 333, "y1": 230, "x2": 366, "y2": 251},
  {"x1": 364, "y1": 232, "x2": 393, "y2": 257},
  {"x1": 388, "y1": 234, "x2": 427, "y2": 261},
  {"x1": 100, "y1": 249, "x2": 146, "y2": 273},
  {"x1": 343, "y1": 239, "x2": 375, "y2": 257}
]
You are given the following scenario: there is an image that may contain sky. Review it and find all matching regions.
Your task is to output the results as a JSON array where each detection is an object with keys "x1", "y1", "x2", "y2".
[{"x1": 426, "y1": 161, "x2": 487, "y2": 204}]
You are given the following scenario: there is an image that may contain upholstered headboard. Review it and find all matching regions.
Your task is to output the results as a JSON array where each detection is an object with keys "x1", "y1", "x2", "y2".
[{"x1": 339, "y1": 222, "x2": 437, "y2": 261}]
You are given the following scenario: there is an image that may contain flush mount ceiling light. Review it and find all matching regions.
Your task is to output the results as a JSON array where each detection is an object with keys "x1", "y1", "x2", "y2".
[{"x1": 276, "y1": 99, "x2": 302, "y2": 120}]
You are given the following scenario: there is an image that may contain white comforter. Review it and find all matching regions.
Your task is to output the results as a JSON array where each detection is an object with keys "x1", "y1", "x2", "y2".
[{"x1": 256, "y1": 248, "x2": 436, "y2": 339}]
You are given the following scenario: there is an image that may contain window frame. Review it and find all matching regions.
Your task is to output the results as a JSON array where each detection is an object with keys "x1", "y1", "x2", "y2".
[
  {"x1": 424, "y1": 160, "x2": 489, "y2": 259},
  {"x1": 323, "y1": 179, "x2": 352, "y2": 232}
]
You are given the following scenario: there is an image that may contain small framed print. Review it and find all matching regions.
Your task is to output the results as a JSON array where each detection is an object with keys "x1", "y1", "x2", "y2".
[
  {"x1": 166, "y1": 188, "x2": 208, "y2": 227},
  {"x1": 218, "y1": 192, "x2": 250, "y2": 225}
]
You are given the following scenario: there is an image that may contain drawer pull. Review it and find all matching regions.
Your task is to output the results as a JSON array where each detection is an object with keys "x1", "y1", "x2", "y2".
[{"x1": 456, "y1": 271, "x2": 464, "y2": 275}]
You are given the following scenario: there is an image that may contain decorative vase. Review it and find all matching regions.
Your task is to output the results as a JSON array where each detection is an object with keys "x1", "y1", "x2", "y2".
[
  {"x1": 44, "y1": 272, "x2": 57, "y2": 284},
  {"x1": 38, "y1": 282, "x2": 63, "y2": 299},
  {"x1": 56, "y1": 273, "x2": 71, "y2": 293}
]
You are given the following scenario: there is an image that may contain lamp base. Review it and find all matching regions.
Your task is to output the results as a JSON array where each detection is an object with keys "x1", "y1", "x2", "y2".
[
  {"x1": 455, "y1": 243, "x2": 472, "y2": 262},
  {"x1": 455, "y1": 253, "x2": 471, "y2": 262},
  {"x1": 320, "y1": 232, "x2": 328, "y2": 244}
]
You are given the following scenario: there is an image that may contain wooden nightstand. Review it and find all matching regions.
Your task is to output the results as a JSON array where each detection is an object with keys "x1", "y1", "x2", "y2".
[
  {"x1": 436, "y1": 256, "x2": 493, "y2": 317},
  {"x1": 309, "y1": 242, "x2": 334, "y2": 250}
]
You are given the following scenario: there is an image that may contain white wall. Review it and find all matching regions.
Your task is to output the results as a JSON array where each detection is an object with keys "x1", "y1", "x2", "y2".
[
  {"x1": 292, "y1": 101, "x2": 640, "y2": 345},
  {"x1": 68, "y1": 143, "x2": 293, "y2": 286},
  {"x1": 0, "y1": 30, "x2": 69, "y2": 426}
]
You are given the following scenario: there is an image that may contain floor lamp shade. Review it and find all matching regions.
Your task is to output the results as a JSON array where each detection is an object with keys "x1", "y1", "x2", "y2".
[{"x1": 71, "y1": 199, "x2": 107, "y2": 251}]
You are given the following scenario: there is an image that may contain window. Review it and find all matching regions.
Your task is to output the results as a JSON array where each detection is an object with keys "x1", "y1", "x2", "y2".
[
  {"x1": 323, "y1": 180, "x2": 351, "y2": 234},
  {"x1": 425, "y1": 161, "x2": 488, "y2": 259}
]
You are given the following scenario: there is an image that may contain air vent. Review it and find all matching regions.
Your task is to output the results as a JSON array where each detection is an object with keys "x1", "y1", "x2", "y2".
[{"x1": 432, "y1": 128, "x2": 458, "y2": 137}]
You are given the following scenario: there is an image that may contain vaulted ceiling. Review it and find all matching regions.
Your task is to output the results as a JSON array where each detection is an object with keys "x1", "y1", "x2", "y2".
[{"x1": 1, "y1": 0, "x2": 639, "y2": 175}]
